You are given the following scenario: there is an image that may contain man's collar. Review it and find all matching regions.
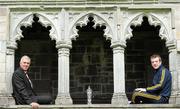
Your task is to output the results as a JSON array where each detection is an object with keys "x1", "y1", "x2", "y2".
[
  {"x1": 19, "y1": 67, "x2": 28, "y2": 74},
  {"x1": 155, "y1": 64, "x2": 163, "y2": 72}
]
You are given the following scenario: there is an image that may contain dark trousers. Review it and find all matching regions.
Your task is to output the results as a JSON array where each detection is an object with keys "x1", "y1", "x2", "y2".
[
  {"x1": 36, "y1": 95, "x2": 53, "y2": 104},
  {"x1": 131, "y1": 91, "x2": 169, "y2": 104}
]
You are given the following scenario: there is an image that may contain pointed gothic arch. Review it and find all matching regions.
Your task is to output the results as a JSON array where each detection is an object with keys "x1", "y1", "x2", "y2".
[
  {"x1": 124, "y1": 13, "x2": 172, "y2": 46},
  {"x1": 69, "y1": 13, "x2": 113, "y2": 104},
  {"x1": 12, "y1": 13, "x2": 58, "y2": 45},
  {"x1": 69, "y1": 13, "x2": 113, "y2": 41},
  {"x1": 124, "y1": 13, "x2": 172, "y2": 101}
]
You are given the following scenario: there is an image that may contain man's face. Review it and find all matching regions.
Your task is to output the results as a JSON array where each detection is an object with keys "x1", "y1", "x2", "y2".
[
  {"x1": 20, "y1": 58, "x2": 30, "y2": 71},
  {"x1": 151, "y1": 57, "x2": 161, "y2": 70}
]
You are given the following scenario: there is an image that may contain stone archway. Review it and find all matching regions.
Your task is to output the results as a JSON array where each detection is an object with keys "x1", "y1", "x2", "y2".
[
  {"x1": 7, "y1": 12, "x2": 59, "y2": 104},
  {"x1": 68, "y1": 13, "x2": 114, "y2": 104},
  {"x1": 123, "y1": 13, "x2": 177, "y2": 102},
  {"x1": 125, "y1": 16, "x2": 169, "y2": 100},
  {"x1": 70, "y1": 16, "x2": 113, "y2": 104},
  {"x1": 15, "y1": 14, "x2": 58, "y2": 103}
]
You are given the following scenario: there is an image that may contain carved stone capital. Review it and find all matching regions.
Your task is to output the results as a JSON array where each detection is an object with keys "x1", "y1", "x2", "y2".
[
  {"x1": 56, "y1": 41, "x2": 71, "y2": 57},
  {"x1": 6, "y1": 41, "x2": 17, "y2": 55},
  {"x1": 111, "y1": 41, "x2": 125, "y2": 54},
  {"x1": 56, "y1": 41, "x2": 72, "y2": 49},
  {"x1": 166, "y1": 40, "x2": 176, "y2": 52},
  {"x1": 58, "y1": 48, "x2": 70, "y2": 57},
  {"x1": 111, "y1": 40, "x2": 126, "y2": 48},
  {"x1": 7, "y1": 41, "x2": 17, "y2": 50}
]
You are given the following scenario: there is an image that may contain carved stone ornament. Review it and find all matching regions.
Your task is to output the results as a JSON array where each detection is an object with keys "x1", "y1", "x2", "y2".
[
  {"x1": 69, "y1": 13, "x2": 113, "y2": 41},
  {"x1": 125, "y1": 13, "x2": 169, "y2": 42},
  {"x1": 11, "y1": 13, "x2": 58, "y2": 46}
]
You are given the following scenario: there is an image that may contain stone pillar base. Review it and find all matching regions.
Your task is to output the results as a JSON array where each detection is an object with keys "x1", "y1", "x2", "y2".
[
  {"x1": 55, "y1": 93, "x2": 73, "y2": 105},
  {"x1": 169, "y1": 91, "x2": 178, "y2": 104},
  {"x1": 169, "y1": 96, "x2": 176, "y2": 104},
  {"x1": 170, "y1": 92, "x2": 180, "y2": 104},
  {"x1": 0, "y1": 95, "x2": 15, "y2": 106},
  {"x1": 111, "y1": 93, "x2": 128, "y2": 104}
]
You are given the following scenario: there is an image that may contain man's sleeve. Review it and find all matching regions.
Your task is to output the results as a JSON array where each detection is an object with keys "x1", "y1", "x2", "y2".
[
  {"x1": 146, "y1": 68, "x2": 166, "y2": 93},
  {"x1": 12, "y1": 73, "x2": 37, "y2": 104}
]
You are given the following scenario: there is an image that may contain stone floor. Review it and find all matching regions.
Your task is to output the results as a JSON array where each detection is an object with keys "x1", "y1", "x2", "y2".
[{"x1": 2, "y1": 104, "x2": 180, "y2": 109}]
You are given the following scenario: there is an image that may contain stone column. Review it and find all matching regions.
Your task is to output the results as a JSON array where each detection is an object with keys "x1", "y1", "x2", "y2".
[
  {"x1": 166, "y1": 41, "x2": 178, "y2": 104},
  {"x1": 55, "y1": 41, "x2": 72, "y2": 104},
  {"x1": 177, "y1": 40, "x2": 180, "y2": 104},
  {"x1": 0, "y1": 7, "x2": 15, "y2": 105},
  {"x1": 111, "y1": 41, "x2": 128, "y2": 104},
  {"x1": 0, "y1": 41, "x2": 16, "y2": 105},
  {"x1": 176, "y1": 51, "x2": 180, "y2": 104}
]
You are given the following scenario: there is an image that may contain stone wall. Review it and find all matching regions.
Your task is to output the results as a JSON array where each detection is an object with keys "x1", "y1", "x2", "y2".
[
  {"x1": 70, "y1": 29, "x2": 113, "y2": 104},
  {"x1": 0, "y1": 7, "x2": 8, "y2": 95}
]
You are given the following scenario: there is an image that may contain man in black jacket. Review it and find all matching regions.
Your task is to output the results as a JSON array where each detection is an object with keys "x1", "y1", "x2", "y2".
[{"x1": 12, "y1": 55, "x2": 51, "y2": 109}]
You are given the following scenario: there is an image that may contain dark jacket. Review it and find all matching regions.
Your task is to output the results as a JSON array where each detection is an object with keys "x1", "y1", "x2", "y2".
[
  {"x1": 12, "y1": 67, "x2": 37, "y2": 105},
  {"x1": 146, "y1": 65, "x2": 172, "y2": 98}
]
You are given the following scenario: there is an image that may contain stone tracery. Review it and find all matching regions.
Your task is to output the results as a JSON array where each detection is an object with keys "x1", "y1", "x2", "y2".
[
  {"x1": 12, "y1": 13, "x2": 57, "y2": 45},
  {"x1": 125, "y1": 13, "x2": 169, "y2": 43},
  {"x1": 69, "y1": 13, "x2": 113, "y2": 41}
]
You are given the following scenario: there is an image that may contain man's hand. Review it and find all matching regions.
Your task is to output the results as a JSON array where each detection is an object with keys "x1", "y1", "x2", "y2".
[
  {"x1": 30, "y1": 102, "x2": 39, "y2": 109},
  {"x1": 135, "y1": 88, "x2": 146, "y2": 92}
]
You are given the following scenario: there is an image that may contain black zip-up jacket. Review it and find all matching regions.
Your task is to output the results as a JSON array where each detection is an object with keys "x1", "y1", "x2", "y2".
[
  {"x1": 12, "y1": 67, "x2": 37, "y2": 105},
  {"x1": 146, "y1": 65, "x2": 172, "y2": 98}
]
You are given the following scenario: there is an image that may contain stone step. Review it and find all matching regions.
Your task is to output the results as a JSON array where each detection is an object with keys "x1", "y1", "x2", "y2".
[{"x1": 2, "y1": 104, "x2": 180, "y2": 109}]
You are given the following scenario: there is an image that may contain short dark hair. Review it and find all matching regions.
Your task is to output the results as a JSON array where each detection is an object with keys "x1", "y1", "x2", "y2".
[{"x1": 150, "y1": 54, "x2": 162, "y2": 62}]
